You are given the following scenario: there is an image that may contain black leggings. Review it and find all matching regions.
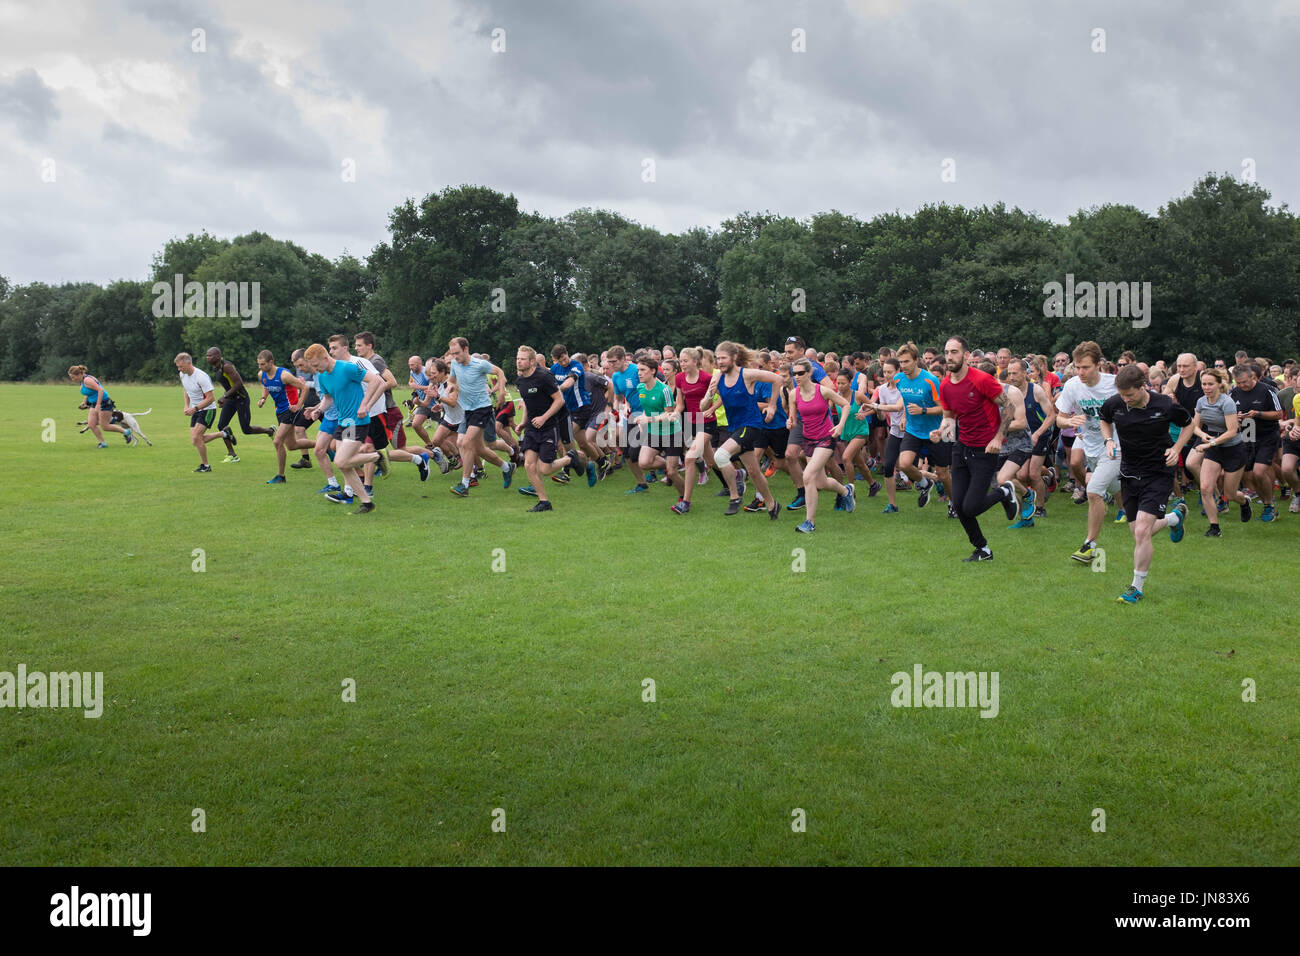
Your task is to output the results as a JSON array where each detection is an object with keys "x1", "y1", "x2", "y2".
[
  {"x1": 883, "y1": 433, "x2": 903, "y2": 479},
  {"x1": 951, "y1": 444, "x2": 1003, "y2": 549},
  {"x1": 218, "y1": 392, "x2": 258, "y2": 434}
]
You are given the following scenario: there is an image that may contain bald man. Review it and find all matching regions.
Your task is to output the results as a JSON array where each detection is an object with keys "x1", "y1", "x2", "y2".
[{"x1": 1163, "y1": 352, "x2": 1203, "y2": 487}]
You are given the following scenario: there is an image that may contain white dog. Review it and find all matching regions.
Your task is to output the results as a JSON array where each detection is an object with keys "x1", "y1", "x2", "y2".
[{"x1": 79, "y1": 407, "x2": 153, "y2": 445}]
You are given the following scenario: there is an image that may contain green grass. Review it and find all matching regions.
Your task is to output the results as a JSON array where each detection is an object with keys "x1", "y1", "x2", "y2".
[{"x1": 1, "y1": 383, "x2": 1296, "y2": 866}]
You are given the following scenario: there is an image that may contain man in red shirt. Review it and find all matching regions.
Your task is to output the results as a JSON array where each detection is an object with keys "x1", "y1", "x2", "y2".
[{"x1": 932, "y1": 336, "x2": 1019, "y2": 561}]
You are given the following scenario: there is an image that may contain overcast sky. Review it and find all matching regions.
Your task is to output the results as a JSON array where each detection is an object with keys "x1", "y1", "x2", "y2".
[{"x1": 2, "y1": 0, "x2": 1296, "y2": 285}]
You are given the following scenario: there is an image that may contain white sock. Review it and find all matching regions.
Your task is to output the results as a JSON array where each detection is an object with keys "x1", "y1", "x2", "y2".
[
  {"x1": 344, "y1": 484, "x2": 354, "y2": 496},
  {"x1": 327, "y1": 478, "x2": 339, "y2": 488},
  {"x1": 1166, "y1": 508, "x2": 1181, "y2": 527},
  {"x1": 1132, "y1": 570, "x2": 1148, "y2": 590}
]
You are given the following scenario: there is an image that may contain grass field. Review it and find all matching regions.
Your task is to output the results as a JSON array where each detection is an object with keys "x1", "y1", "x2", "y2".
[{"x1": 1, "y1": 382, "x2": 1296, "y2": 866}]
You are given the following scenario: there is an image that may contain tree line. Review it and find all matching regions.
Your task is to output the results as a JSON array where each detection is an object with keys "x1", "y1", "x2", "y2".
[{"x1": 2, "y1": 173, "x2": 1296, "y2": 383}]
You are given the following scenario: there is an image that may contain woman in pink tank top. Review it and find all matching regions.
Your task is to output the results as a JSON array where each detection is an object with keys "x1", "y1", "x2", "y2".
[{"x1": 788, "y1": 358, "x2": 855, "y2": 532}]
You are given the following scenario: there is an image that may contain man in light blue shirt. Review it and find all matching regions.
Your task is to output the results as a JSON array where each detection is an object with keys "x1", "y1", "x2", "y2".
[{"x1": 447, "y1": 336, "x2": 516, "y2": 496}]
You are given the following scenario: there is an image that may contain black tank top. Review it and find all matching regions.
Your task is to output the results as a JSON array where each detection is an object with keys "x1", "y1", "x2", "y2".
[{"x1": 1173, "y1": 376, "x2": 1202, "y2": 418}]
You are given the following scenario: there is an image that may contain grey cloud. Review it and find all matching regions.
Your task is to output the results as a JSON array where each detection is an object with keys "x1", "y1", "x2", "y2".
[{"x1": 0, "y1": 68, "x2": 60, "y2": 140}]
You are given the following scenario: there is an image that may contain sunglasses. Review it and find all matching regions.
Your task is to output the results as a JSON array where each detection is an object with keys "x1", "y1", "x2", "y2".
[{"x1": 793, "y1": 370, "x2": 809, "y2": 376}]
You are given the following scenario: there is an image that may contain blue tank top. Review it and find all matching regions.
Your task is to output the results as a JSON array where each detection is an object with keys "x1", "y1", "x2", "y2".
[
  {"x1": 261, "y1": 367, "x2": 291, "y2": 413},
  {"x1": 1023, "y1": 382, "x2": 1044, "y2": 431},
  {"x1": 718, "y1": 369, "x2": 761, "y2": 430},
  {"x1": 80, "y1": 380, "x2": 110, "y2": 404},
  {"x1": 752, "y1": 380, "x2": 785, "y2": 428}
]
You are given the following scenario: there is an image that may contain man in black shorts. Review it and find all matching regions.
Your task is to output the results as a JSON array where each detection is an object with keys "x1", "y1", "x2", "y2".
[
  {"x1": 206, "y1": 347, "x2": 276, "y2": 443},
  {"x1": 515, "y1": 346, "x2": 589, "y2": 512},
  {"x1": 1230, "y1": 362, "x2": 1284, "y2": 522},
  {"x1": 1100, "y1": 365, "x2": 1194, "y2": 604}
]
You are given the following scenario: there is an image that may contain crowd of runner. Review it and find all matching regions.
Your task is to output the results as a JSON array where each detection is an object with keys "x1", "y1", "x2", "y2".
[{"x1": 68, "y1": 332, "x2": 1299, "y2": 602}]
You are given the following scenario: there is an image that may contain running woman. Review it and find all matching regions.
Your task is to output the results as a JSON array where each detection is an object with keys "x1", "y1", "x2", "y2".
[
  {"x1": 255, "y1": 350, "x2": 312, "y2": 483},
  {"x1": 1186, "y1": 367, "x2": 1250, "y2": 535},
  {"x1": 871, "y1": 357, "x2": 906, "y2": 512},
  {"x1": 1099, "y1": 365, "x2": 1194, "y2": 603},
  {"x1": 426, "y1": 358, "x2": 462, "y2": 474},
  {"x1": 634, "y1": 356, "x2": 685, "y2": 496},
  {"x1": 837, "y1": 365, "x2": 879, "y2": 498},
  {"x1": 303, "y1": 343, "x2": 385, "y2": 514},
  {"x1": 175, "y1": 352, "x2": 233, "y2": 471},
  {"x1": 69, "y1": 365, "x2": 133, "y2": 447},
  {"x1": 788, "y1": 358, "x2": 854, "y2": 532},
  {"x1": 1055, "y1": 341, "x2": 1120, "y2": 563},
  {"x1": 932, "y1": 337, "x2": 1018, "y2": 561},
  {"x1": 701, "y1": 342, "x2": 784, "y2": 517},
  {"x1": 408, "y1": 355, "x2": 437, "y2": 450},
  {"x1": 515, "y1": 346, "x2": 593, "y2": 511},
  {"x1": 1005, "y1": 358, "x2": 1056, "y2": 524},
  {"x1": 609, "y1": 346, "x2": 651, "y2": 494},
  {"x1": 206, "y1": 347, "x2": 276, "y2": 444},
  {"x1": 446, "y1": 337, "x2": 514, "y2": 496},
  {"x1": 670, "y1": 347, "x2": 715, "y2": 514}
]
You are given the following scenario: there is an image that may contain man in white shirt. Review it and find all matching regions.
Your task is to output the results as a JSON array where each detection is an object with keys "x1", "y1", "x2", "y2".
[
  {"x1": 1055, "y1": 340, "x2": 1121, "y2": 563},
  {"x1": 175, "y1": 352, "x2": 236, "y2": 472}
]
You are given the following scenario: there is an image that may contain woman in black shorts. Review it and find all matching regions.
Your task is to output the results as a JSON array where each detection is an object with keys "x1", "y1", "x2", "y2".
[{"x1": 1186, "y1": 368, "x2": 1250, "y2": 536}]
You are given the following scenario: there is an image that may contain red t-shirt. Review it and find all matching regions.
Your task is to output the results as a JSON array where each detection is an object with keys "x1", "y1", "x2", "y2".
[
  {"x1": 676, "y1": 370, "x2": 712, "y2": 421},
  {"x1": 1044, "y1": 371, "x2": 1062, "y2": 394},
  {"x1": 939, "y1": 366, "x2": 1003, "y2": 448}
]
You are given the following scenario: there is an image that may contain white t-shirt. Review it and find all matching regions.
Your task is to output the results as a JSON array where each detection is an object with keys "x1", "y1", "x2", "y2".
[
  {"x1": 437, "y1": 379, "x2": 464, "y2": 425},
  {"x1": 180, "y1": 368, "x2": 215, "y2": 406},
  {"x1": 1056, "y1": 372, "x2": 1118, "y2": 459},
  {"x1": 350, "y1": 356, "x2": 387, "y2": 414},
  {"x1": 875, "y1": 383, "x2": 906, "y2": 437}
]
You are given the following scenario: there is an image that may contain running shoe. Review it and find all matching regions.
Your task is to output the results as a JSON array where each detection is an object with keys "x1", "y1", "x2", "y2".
[
  {"x1": 736, "y1": 468, "x2": 747, "y2": 501},
  {"x1": 1008, "y1": 517, "x2": 1034, "y2": 529},
  {"x1": 999, "y1": 482, "x2": 1018, "y2": 521},
  {"x1": 1217, "y1": 496, "x2": 1229, "y2": 513},
  {"x1": 449, "y1": 482, "x2": 469, "y2": 497},
  {"x1": 416, "y1": 454, "x2": 430, "y2": 482},
  {"x1": 671, "y1": 499, "x2": 690, "y2": 515},
  {"x1": 290, "y1": 457, "x2": 312, "y2": 469},
  {"x1": 786, "y1": 494, "x2": 806, "y2": 511},
  {"x1": 325, "y1": 491, "x2": 355, "y2": 504},
  {"x1": 468, "y1": 476, "x2": 479, "y2": 487},
  {"x1": 527, "y1": 501, "x2": 553, "y2": 512},
  {"x1": 1204, "y1": 525, "x2": 1222, "y2": 537},
  {"x1": 194, "y1": 464, "x2": 212, "y2": 473},
  {"x1": 376, "y1": 453, "x2": 389, "y2": 478},
  {"x1": 1290, "y1": 496, "x2": 1300, "y2": 514},
  {"x1": 696, "y1": 467, "x2": 708, "y2": 486},
  {"x1": 318, "y1": 483, "x2": 338, "y2": 494},
  {"x1": 795, "y1": 519, "x2": 815, "y2": 533},
  {"x1": 626, "y1": 483, "x2": 649, "y2": 494},
  {"x1": 843, "y1": 483, "x2": 856, "y2": 513},
  {"x1": 764, "y1": 463, "x2": 777, "y2": 478},
  {"x1": 833, "y1": 493, "x2": 844, "y2": 511},
  {"x1": 1020, "y1": 489, "x2": 1036, "y2": 521},
  {"x1": 714, "y1": 487, "x2": 730, "y2": 497},
  {"x1": 363, "y1": 484, "x2": 373, "y2": 496},
  {"x1": 769, "y1": 500, "x2": 780, "y2": 520},
  {"x1": 430, "y1": 447, "x2": 451, "y2": 474},
  {"x1": 725, "y1": 497, "x2": 742, "y2": 516},
  {"x1": 1114, "y1": 509, "x2": 1127, "y2": 523},
  {"x1": 1072, "y1": 490, "x2": 1086, "y2": 504},
  {"x1": 1169, "y1": 500, "x2": 1187, "y2": 543},
  {"x1": 882, "y1": 504, "x2": 899, "y2": 513},
  {"x1": 352, "y1": 501, "x2": 375, "y2": 515},
  {"x1": 645, "y1": 470, "x2": 659, "y2": 484},
  {"x1": 96, "y1": 442, "x2": 108, "y2": 449},
  {"x1": 1116, "y1": 586, "x2": 1143, "y2": 604},
  {"x1": 1044, "y1": 466, "x2": 1058, "y2": 493},
  {"x1": 586, "y1": 461, "x2": 598, "y2": 487},
  {"x1": 916, "y1": 479, "x2": 932, "y2": 508},
  {"x1": 123, "y1": 428, "x2": 134, "y2": 444},
  {"x1": 267, "y1": 475, "x2": 286, "y2": 484},
  {"x1": 518, "y1": 485, "x2": 538, "y2": 497},
  {"x1": 223, "y1": 454, "x2": 240, "y2": 463},
  {"x1": 947, "y1": 503, "x2": 957, "y2": 519},
  {"x1": 868, "y1": 481, "x2": 881, "y2": 498},
  {"x1": 1241, "y1": 499, "x2": 1253, "y2": 522},
  {"x1": 1071, "y1": 544, "x2": 1098, "y2": 563},
  {"x1": 962, "y1": 548, "x2": 993, "y2": 562},
  {"x1": 551, "y1": 471, "x2": 569, "y2": 485},
  {"x1": 1033, "y1": 506, "x2": 1046, "y2": 518},
  {"x1": 1261, "y1": 504, "x2": 1277, "y2": 522},
  {"x1": 502, "y1": 460, "x2": 515, "y2": 488},
  {"x1": 744, "y1": 497, "x2": 765, "y2": 512}
]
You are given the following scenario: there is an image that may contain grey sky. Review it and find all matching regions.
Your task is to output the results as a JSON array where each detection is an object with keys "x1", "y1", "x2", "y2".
[{"x1": 1, "y1": 0, "x2": 1295, "y2": 284}]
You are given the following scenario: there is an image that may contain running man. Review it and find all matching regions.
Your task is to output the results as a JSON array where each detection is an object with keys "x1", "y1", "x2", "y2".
[
  {"x1": 206, "y1": 347, "x2": 276, "y2": 444},
  {"x1": 255, "y1": 350, "x2": 312, "y2": 484},
  {"x1": 175, "y1": 352, "x2": 234, "y2": 471},
  {"x1": 1099, "y1": 365, "x2": 1194, "y2": 603},
  {"x1": 893, "y1": 342, "x2": 951, "y2": 512},
  {"x1": 1055, "y1": 341, "x2": 1120, "y2": 563},
  {"x1": 446, "y1": 337, "x2": 515, "y2": 496},
  {"x1": 288, "y1": 348, "x2": 320, "y2": 470},
  {"x1": 515, "y1": 346, "x2": 593, "y2": 511},
  {"x1": 1230, "y1": 362, "x2": 1284, "y2": 522},
  {"x1": 352, "y1": 333, "x2": 430, "y2": 488},
  {"x1": 931, "y1": 337, "x2": 1019, "y2": 561},
  {"x1": 303, "y1": 343, "x2": 385, "y2": 514},
  {"x1": 69, "y1": 365, "x2": 133, "y2": 447},
  {"x1": 609, "y1": 346, "x2": 651, "y2": 494}
]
